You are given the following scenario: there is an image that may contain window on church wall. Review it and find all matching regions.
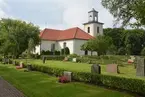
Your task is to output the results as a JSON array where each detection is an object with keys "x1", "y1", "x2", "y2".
[
  {"x1": 63, "y1": 42, "x2": 66, "y2": 49},
  {"x1": 89, "y1": 15, "x2": 92, "y2": 21},
  {"x1": 97, "y1": 27, "x2": 100, "y2": 33},
  {"x1": 88, "y1": 27, "x2": 90, "y2": 33},
  {"x1": 51, "y1": 43, "x2": 55, "y2": 52},
  {"x1": 95, "y1": 16, "x2": 97, "y2": 21}
]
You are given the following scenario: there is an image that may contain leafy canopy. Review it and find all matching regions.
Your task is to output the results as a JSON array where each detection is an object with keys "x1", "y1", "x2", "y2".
[
  {"x1": 101, "y1": 0, "x2": 145, "y2": 27},
  {"x1": 0, "y1": 18, "x2": 40, "y2": 57}
]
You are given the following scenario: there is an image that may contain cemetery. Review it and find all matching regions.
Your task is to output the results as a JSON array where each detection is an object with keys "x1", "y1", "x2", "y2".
[
  {"x1": 0, "y1": 0, "x2": 144, "y2": 97},
  {"x1": 0, "y1": 55, "x2": 144, "y2": 97}
]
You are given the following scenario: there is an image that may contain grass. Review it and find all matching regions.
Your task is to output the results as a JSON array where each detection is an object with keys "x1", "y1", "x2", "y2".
[
  {"x1": 0, "y1": 64, "x2": 133, "y2": 97},
  {"x1": 17, "y1": 59, "x2": 144, "y2": 79}
]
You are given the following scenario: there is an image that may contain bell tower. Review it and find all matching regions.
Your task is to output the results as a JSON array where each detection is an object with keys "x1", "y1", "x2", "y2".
[
  {"x1": 83, "y1": 8, "x2": 104, "y2": 37},
  {"x1": 88, "y1": 8, "x2": 98, "y2": 22}
]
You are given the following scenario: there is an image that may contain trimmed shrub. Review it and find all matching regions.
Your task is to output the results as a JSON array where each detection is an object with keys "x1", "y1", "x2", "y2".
[
  {"x1": 61, "y1": 47, "x2": 70, "y2": 55},
  {"x1": 20, "y1": 62, "x2": 145, "y2": 96},
  {"x1": 69, "y1": 54, "x2": 78, "y2": 58},
  {"x1": 41, "y1": 50, "x2": 61, "y2": 56},
  {"x1": 44, "y1": 56, "x2": 65, "y2": 61},
  {"x1": 55, "y1": 51, "x2": 61, "y2": 55}
]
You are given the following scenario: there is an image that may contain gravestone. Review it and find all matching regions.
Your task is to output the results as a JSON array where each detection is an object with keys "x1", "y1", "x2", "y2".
[
  {"x1": 91, "y1": 64, "x2": 101, "y2": 74},
  {"x1": 2, "y1": 58, "x2": 8, "y2": 64},
  {"x1": 27, "y1": 64, "x2": 32, "y2": 71},
  {"x1": 64, "y1": 71, "x2": 72, "y2": 82},
  {"x1": 20, "y1": 62, "x2": 24, "y2": 68},
  {"x1": 106, "y1": 64, "x2": 119, "y2": 74},
  {"x1": 42, "y1": 56, "x2": 46, "y2": 64},
  {"x1": 136, "y1": 57, "x2": 145, "y2": 76},
  {"x1": 72, "y1": 58, "x2": 77, "y2": 62}
]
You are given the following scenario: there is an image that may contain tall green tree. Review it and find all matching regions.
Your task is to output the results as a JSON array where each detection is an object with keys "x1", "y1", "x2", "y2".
[
  {"x1": 0, "y1": 18, "x2": 40, "y2": 58},
  {"x1": 124, "y1": 29, "x2": 144, "y2": 55},
  {"x1": 104, "y1": 28, "x2": 124, "y2": 49},
  {"x1": 27, "y1": 38, "x2": 35, "y2": 58},
  {"x1": 101, "y1": 0, "x2": 145, "y2": 28}
]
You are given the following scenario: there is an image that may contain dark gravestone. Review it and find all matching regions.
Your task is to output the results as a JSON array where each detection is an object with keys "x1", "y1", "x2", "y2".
[
  {"x1": 106, "y1": 64, "x2": 119, "y2": 74},
  {"x1": 42, "y1": 56, "x2": 46, "y2": 64},
  {"x1": 27, "y1": 64, "x2": 32, "y2": 71},
  {"x1": 136, "y1": 57, "x2": 145, "y2": 76},
  {"x1": 2, "y1": 58, "x2": 8, "y2": 64},
  {"x1": 91, "y1": 64, "x2": 101, "y2": 74}
]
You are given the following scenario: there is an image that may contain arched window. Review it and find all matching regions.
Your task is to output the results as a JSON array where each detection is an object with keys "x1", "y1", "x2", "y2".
[
  {"x1": 63, "y1": 42, "x2": 66, "y2": 49},
  {"x1": 89, "y1": 15, "x2": 92, "y2": 21},
  {"x1": 95, "y1": 16, "x2": 98, "y2": 21},
  {"x1": 88, "y1": 27, "x2": 90, "y2": 33},
  {"x1": 51, "y1": 43, "x2": 55, "y2": 52}
]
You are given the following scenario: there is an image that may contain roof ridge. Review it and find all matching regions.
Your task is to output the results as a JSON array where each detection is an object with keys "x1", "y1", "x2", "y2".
[
  {"x1": 45, "y1": 28, "x2": 63, "y2": 31},
  {"x1": 40, "y1": 29, "x2": 46, "y2": 37},
  {"x1": 73, "y1": 27, "x2": 78, "y2": 38}
]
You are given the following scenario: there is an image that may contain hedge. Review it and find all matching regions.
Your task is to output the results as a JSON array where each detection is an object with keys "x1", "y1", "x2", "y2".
[
  {"x1": 20, "y1": 63, "x2": 145, "y2": 96},
  {"x1": 42, "y1": 56, "x2": 65, "y2": 61}
]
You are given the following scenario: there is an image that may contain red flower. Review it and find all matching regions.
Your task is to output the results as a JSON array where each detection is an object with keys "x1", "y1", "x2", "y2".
[{"x1": 59, "y1": 76, "x2": 68, "y2": 83}]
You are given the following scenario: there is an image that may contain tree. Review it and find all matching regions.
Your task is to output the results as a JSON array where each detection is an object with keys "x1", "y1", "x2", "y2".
[
  {"x1": 0, "y1": 18, "x2": 40, "y2": 58},
  {"x1": 141, "y1": 47, "x2": 145, "y2": 56},
  {"x1": 104, "y1": 28, "x2": 124, "y2": 49},
  {"x1": 124, "y1": 29, "x2": 143, "y2": 55},
  {"x1": 27, "y1": 38, "x2": 35, "y2": 58},
  {"x1": 101, "y1": 0, "x2": 145, "y2": 28},
  {"x1": 81, "y1": 35, "x2": 113, "y2": 56},
  {"x1": 81, "y1": 39, "x2": 96, "y2": 55}
]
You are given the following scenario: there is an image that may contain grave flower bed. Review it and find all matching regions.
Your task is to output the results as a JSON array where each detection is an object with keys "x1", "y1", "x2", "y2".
[{"x1": 58, "y1": 76, "x2": 69, "y2": 83}]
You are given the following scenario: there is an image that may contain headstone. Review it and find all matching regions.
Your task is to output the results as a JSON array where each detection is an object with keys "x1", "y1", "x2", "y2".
[
  {"x1": 64, "y1": 71, "x2": 72, "y2": 82},
  {"x1": 42, "y1": 56, "x2": 46, "y2": 64},
  {"x1": 27, "y1": 64, "x2": 32, "y2": 71},
  {"x1": 64, "y1": 57, "x2": 68, "y2": 61},
  {"x1": 106, "y1": 64, "x2": 119, "y2": 74},
  {"x1": 72, "y1": 58, "x2": 77, "y2": 62},
  {"x1": 91, "y1": 64, "x2": 101, "y2": 74},
  {"x1": 20, "y1": 62, "x2": 24, "y2": 68},
  {"x1": 2, "y1": 58, "x2": 8, "y2": 64},
  {"x1": 136, "y1": 57, "x2": 145, "y2": 76}
]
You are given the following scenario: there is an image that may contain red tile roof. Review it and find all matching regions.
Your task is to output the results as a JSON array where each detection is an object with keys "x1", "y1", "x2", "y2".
[{"x1": 40, "y1": 27, "x2": 94, "y2": 41}]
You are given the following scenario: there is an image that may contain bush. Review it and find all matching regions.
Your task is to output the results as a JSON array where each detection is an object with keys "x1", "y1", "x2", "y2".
[
  {"x1": 141, "y1": 47, "x2": 145, "y2": 56},
  {"x1": 41, "y1": 50, "x2": 61, "y2": 55},
  {"x1": 0, "y1": 56, "x2": 2, "y2": 62},
  {"x1": 69, "y1": 54, "x2": 78, "y2": 58},
  {"x1": 61, "y1": 47, "x2": 70, "y2": 55},
  {"x1": 55, "y1": 51, "x2": 61, "y2": 55},
  {"x1": 44, "y1": 56, "x2": 65, "y2": 61},
  {"x1": 118, "y1": 47, "x2": 126, "y2": 55},
  {"x1": 20, "y1": 63, "x2": 145, "y2": 96}
]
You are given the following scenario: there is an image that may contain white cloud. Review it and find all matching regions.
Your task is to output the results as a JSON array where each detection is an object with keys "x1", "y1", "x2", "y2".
[
  {"x1": 0, "y1": 0, "x2": 115, "y2": 29},
  {"x1": 50, "y1": 0, "x2": 114, "y2": 29},
  {"x1": 0, "y1": 0, "x2": 8, "y2": 19}
]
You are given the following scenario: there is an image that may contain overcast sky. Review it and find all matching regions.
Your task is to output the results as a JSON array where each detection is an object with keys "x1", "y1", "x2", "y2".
[{"x1": 0, "y1": 0, "x2": 115, "y2": 29}]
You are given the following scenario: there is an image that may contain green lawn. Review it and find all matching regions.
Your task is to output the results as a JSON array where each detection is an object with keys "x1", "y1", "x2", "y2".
[
  {"x1": 0, "y1": 64, "x2": 133, "y2": 97},
  {"x1": 17, "y1": 59, "x2": 144, "y2": 79}
]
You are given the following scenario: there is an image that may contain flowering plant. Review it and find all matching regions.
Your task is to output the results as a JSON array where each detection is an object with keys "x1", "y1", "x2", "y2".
[{"x1": 58, "y1": 76, "x2": 68, "y2": 83}]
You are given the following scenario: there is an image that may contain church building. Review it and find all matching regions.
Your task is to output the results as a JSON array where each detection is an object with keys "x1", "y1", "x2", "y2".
[{"x1": 35, "y1": 8, "x2": 104, "y2": 55}]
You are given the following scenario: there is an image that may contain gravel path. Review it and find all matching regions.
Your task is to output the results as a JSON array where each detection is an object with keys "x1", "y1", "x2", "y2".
[{"x1": 0, "y1": 77, "x2": 25, "y2": 97}]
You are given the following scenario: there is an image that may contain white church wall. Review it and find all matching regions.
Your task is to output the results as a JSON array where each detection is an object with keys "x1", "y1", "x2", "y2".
[
  {"x1": 58, "y1": 40, "x2": 74, "y2": 54},
  {"x1": 73, "y1": 39, "x2": 97, "y2": 55},
  {"x1": 41, "y1": 40, "x2": 57, "y2": 51},
  {"x1": 73, "y1": 39, "x2": 87, "y2": 55}
]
